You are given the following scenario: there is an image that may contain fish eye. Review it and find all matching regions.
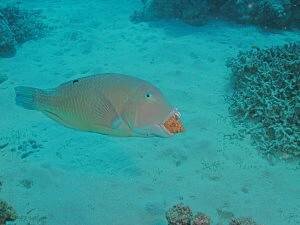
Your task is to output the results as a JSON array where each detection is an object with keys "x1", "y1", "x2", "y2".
[{"x1": 145, "y1": 92, "x2": 152, "y2": 98}]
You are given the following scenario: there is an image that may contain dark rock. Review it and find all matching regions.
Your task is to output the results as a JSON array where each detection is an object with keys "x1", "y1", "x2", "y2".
[
  {"x1": 132, "y1": 0, "x2": 300, "y2": 29},
  {"x1": 0, "y1": 12, "x2": 16, "y2": 57},
  {"x1": 291, "y1": 0, "x2": 300, "y2": 26},
  {"x1": 0, "y1": 6, "x2": 48, "y2": 44},
  {"x1": 219, "y1": 0, "x2": 292, "y2": 29},
  {"x1": 230, "y1": 217, "x2": 259, "y2": 225},
  {"x1": 131, "y1": 0, "x2": 210, "y2": 26},
  {"x1": 0, "y1": 5, "x2": 49, "y2": 58},
  {"x1": 0, "y1": 200, "x2": 17, "y2": 225},
  {"x1": 19, "y1": 179, "x2": 33, "y2": 189}
]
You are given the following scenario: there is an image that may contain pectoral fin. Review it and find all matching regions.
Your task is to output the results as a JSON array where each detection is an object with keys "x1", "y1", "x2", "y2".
[
  {"x1": 111, "y1": 116, "x2": 131, "y2": 131},
  {"x1": 93, "y1": 95, "x2": 119, "y2": 128}
]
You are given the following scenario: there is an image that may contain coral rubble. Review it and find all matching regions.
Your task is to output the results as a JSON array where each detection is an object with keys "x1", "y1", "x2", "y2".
[
  {"x1": 132, "y1": 0, "x2": 300, "y2": 29},
  {"x1": 0, "y1": 5, "x2": 48, "y2": 57},
  {"x1": 0, "y1": 200, "x2": 17, "y2": 225},
  {"x1": 227, "y1": 43, "x2": 300, "y2": 160}
]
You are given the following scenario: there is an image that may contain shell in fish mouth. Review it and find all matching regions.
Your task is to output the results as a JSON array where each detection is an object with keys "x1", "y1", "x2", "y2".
[{"x1": 161, "y1": 109, "x2": 184, "y2": 135}]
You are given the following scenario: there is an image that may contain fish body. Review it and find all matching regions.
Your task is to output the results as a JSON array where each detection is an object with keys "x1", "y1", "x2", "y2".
[{"x1": 15, "y1": 74, "x2": 184, "y2": 137}]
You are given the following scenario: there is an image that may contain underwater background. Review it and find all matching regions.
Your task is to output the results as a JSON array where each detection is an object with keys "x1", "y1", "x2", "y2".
[{"x1": 0, "y1": 0, "x2": 299, "y2": 225}]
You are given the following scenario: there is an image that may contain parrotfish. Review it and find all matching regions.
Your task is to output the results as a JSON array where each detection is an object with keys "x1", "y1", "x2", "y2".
[{"x1": 15, "y1": 74, "x2": 184, "y2": 137}]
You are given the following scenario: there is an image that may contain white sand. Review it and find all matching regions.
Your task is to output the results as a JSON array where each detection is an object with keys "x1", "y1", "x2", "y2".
[{"x1": 1, "y1": 0, "x2": 300, "y2": 224}]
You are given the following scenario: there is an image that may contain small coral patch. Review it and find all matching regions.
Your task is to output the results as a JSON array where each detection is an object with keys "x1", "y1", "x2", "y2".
[{"x1": 0, "y1": 200, "x2": 17, "y2": 225}]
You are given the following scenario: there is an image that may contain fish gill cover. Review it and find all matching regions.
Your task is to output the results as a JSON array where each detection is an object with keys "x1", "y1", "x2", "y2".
[
  {"x1": 131, "y1": 0, "x2": 300, "y2": 29},
  {"x1": 226, "y1": 43, "x2": 300, "y2": 161}
]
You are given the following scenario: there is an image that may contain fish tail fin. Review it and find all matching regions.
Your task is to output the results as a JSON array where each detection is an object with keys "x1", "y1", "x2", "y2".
[{"x1": 15, "y1": 86, "x2": 46, "y2": 110}]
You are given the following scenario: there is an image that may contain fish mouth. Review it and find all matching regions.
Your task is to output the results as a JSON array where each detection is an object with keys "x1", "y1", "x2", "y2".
[
  {"x1": 132, "y1": 108, "x2": 184, "y2": 137},
  {"x1": 159, "y1": 108, "x2": 184, "y2": 136}
]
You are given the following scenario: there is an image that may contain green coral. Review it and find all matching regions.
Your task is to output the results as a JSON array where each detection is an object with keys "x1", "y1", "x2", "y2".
[
  {"x1": 0, "y1": 200, "x2": 17, "y2": 225},
  {"x1": 227, "y1": 43, "x2": 300, "y2": 160}
]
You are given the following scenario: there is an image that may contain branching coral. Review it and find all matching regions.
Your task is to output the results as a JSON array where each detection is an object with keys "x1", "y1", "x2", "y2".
[
  {"x1": 227, "y1": 43, "x2": 300, "y2": 160},
  {"x1": 0, "y1": 200, "x2": 17, "y2": 225},
  {"x1": 0, "y1": 5, "x2": 48, "y2": 57}
]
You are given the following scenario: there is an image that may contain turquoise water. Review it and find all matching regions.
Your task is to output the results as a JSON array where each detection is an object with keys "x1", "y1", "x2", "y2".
[{"x1": 0, "y1": 1, "x2": 299, "y2": 225}]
